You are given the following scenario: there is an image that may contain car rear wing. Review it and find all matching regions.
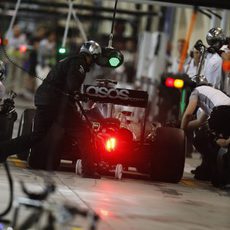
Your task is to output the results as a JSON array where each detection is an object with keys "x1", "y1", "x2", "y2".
[
  {"x1": 82, "y1": 84, "x2": 149, "y2": 143},
  {"x1": 83, "y1": 85, "x2": 148, "y2": 108}
]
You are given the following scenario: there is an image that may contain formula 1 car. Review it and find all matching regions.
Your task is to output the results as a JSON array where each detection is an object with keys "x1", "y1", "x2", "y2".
[
  {"x1": 16, "y1": 80, "x2": 186, "y2": 183},
  {"x1": 75, "y1": 79, "x2": 186, "y2": 182}
]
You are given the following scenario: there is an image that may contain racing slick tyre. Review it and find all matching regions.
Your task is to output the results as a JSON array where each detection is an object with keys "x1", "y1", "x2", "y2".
[
  {"x1": 115, "y1": 164, "x2": 123, "y2": 180},
  {"x1": 150, "y1": 127, "x2": 186, "y2": 183},
  {"x1": 17, "y1": 108, "x2": 36, "y2": 161},
  {"x1": 75, "y1": 159, "x2": 83, "y2": 175}
]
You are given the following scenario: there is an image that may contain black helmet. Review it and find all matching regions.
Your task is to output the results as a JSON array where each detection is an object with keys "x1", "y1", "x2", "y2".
[
  {"x1": 206, "y1": 27, "x2": 226, "y2": 51},
  {"x1": 189, "y1": 74, "x2": 213, "y2": 90},
  {"x1": 80, "y1": 40, "x2": 102, "y2": 60}
]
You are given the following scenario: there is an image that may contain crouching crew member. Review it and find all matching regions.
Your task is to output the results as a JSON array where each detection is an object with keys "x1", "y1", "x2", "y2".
[{"x1": 181, "y1": 84, "x2": 230, "y2": 186}]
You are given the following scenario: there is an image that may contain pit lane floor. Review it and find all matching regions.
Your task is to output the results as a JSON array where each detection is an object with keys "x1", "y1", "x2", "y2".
[
  {"x1": 0, "y1": 154, "x2": 230, "y2": 230},
  {"x1": 0, "y1": 98, "x2": 229, "y2": 230}
]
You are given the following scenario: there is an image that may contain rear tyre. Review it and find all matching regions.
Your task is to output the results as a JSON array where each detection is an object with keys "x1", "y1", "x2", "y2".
[
  {"x1": 150, "y1": 127, "x2": 186, "y2": 183},
  {"x1": 16, "y1": 109, "x2": 36, "y2": 161}
]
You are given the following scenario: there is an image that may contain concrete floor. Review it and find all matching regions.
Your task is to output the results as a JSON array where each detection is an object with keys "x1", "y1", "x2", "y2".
[
  {"x1": 0, "y1": 154, "x2": 229, "y2": 230},
  {"x1": 0, "y1": 98, "x2": 229, "y2": 230}
]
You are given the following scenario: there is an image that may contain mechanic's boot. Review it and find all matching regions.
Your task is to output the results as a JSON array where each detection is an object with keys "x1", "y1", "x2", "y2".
[
  {"x1": 194, "y1": 171, "x2": 211, "y2": 181},
  {"x1": 82, "y1": 171, "x2": 101, "y2": 179},
  {"x1": 194, "y1": 165, "x2": 211, "y2": 181},
  {"x1": 191, "y1": 165, "x2": 201, "y2": 175},
  {"x1": 81, "y1": 155, "x2": 101, "y2": 179},
  {"x1": 212, "y1": 152, "x2": 230, "y2": 188},
  {"x1": 193, "y1": 159, "x2": 212, "y2": 181}
]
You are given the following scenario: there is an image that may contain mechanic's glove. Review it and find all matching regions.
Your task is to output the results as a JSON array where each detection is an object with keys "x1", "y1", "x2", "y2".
[
  {"x1": 73, "y1": 91, "x2": 89, "y2": 102},
  {"x1": 216, "y1": 137, "x2": 230, "y2": 147}
]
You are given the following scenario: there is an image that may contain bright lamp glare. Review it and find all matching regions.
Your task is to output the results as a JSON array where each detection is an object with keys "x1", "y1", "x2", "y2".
[
  {"x1": 105, "y1": 138, "x2": 116, "y2": 152},
  {"x1": 174, "y1": 79, "x2": 184, "y2": 88},
  {"x1": 59, "y1": 47, "x2": 66, "y2": 54},
  {"x1": 100, "y1": 209, "x2": 109, "y2": 217},
  {"x1": 109, "y1": 57, "x2": 120, "y2": 67}
]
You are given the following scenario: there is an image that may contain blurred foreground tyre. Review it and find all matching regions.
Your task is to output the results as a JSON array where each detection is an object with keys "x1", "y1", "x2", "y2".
[
  {"x1": 17, "y1": 108, "x2": 36, "y2": 161},
  {"x1": 150, "y1": 127, "x2": 186, "y2": 183}
]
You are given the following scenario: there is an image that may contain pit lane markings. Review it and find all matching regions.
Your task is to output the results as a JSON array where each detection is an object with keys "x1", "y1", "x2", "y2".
[{"x1": 8, "y1": 156, "x2": 27, "y2": 168}]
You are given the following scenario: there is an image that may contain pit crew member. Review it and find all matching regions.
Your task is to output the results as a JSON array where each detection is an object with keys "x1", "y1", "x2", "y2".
[
  {"x1": 0, "y1": 40, "x2": 102, "y2": 179},
  {"x1": 203, "y1": 27, "x2": 225, "y2": 89},
  {"x1": 181, "y1": 84, "x2": 230, "y2": 183}
]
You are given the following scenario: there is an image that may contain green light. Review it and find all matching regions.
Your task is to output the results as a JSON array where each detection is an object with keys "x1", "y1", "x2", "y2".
[
  {"x1": 109, "y1": 57, "x2": 120, "y2": 67},
  {"x1": 59, "y1": 47, "x2": 66, "y2": 54}
]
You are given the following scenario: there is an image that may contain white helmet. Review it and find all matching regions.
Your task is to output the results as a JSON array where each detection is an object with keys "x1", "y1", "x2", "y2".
[{"x1": 80, "y1": 40, "x2": 102, "y2": 59}]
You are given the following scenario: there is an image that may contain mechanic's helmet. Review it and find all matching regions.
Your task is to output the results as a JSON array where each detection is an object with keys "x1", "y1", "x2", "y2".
[
  {"x1": 190, "y1": 74, "x2": 211, "y2": 90},
  {"x1": 80, "y1": 40, "x2": 102, "y2": 62},
  {"x1": 0, "y1": 61, "x2": 6, "y2": 81},
  {"x1": 206, "y1": 27, "x2": 226, "y2": 51}
]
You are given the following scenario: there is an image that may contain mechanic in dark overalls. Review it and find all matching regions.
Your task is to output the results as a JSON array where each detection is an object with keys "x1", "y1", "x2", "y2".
[
  {"x1": 181, "y1": 84, "x2": 230, "y2": 186},
  {"x1": 0, "y1": 40, "x2": 101, "y2": 179}
]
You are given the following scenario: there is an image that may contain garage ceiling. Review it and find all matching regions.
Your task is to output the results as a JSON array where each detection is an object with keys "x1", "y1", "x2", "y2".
[
  {"x1": 120, "y1": 0, "x2": 230, "y2": 10},
  {"x1": 0, "y1": 0, "x2": 159, "y2": 22}
]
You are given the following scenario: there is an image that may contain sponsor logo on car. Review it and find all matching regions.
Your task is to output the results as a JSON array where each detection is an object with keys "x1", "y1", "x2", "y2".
[{"x1": 86, "y1": 86, "x2": 129, "y2": 100}]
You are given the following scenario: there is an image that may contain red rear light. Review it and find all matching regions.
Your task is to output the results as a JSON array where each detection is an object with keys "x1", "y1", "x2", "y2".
[
  {"x1": 105, "y1": 137, "x2": 116, "y2": 152},
  {"x1": 165, "y1": 77, "x2": 174, "y2": 87}
]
